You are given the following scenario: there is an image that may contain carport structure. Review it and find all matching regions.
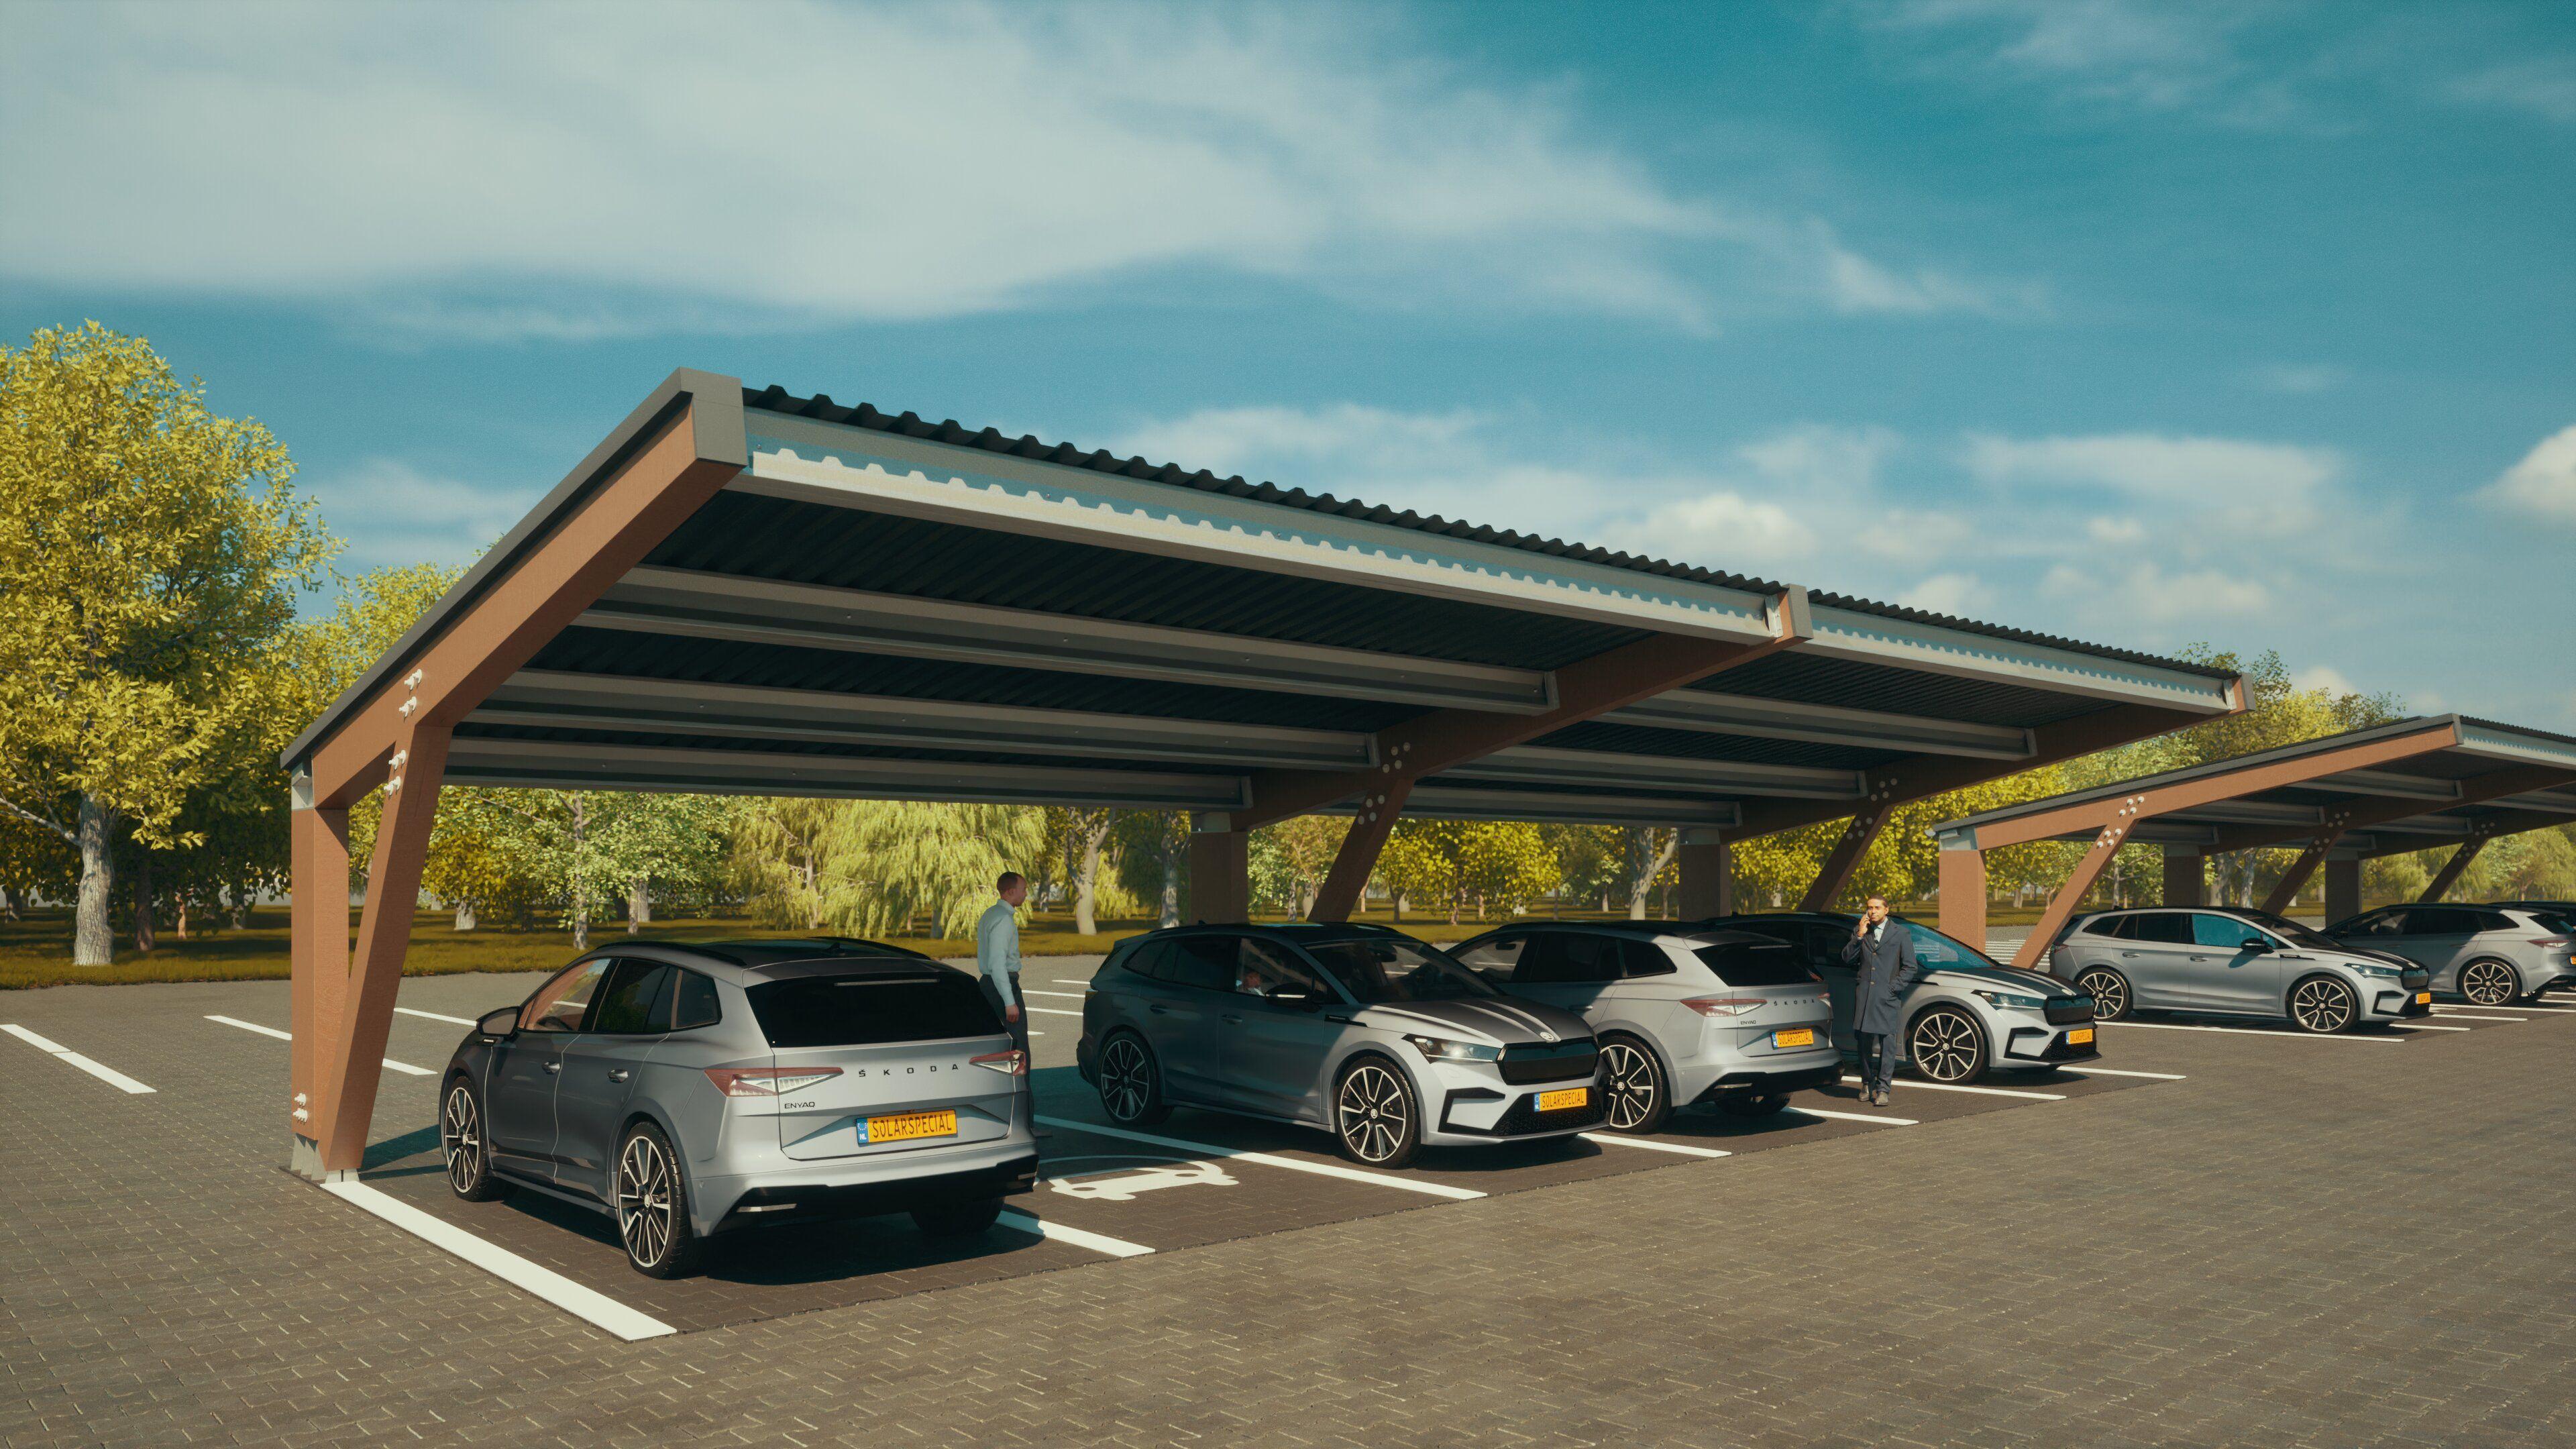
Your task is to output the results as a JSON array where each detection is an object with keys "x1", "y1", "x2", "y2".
[
  {"x1": 1931, "y1": 714, "x2": 2576, "y2": 968},
  {"x1": 278, "y1": 369, "x2": 2241, "y2": 1177}
]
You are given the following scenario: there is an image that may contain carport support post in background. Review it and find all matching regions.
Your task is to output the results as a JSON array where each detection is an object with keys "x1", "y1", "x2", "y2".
[
  {"x1": 1797, "y1": 801, "x2": 1889, "y2": 912},
  {"x1": 288, "y1": 771, "x2": 350, "y2": 1176},
  {"x1": 2161, "y1": 848, "x2": 2205, "y2": 908},
  {"x1": 2418, "y1": 836, "x2": 2489, "y2": 903},
  {"x1": 1936, "y1": 839, "x2": 1986, "y2": 949},
  {"x1": 2324, "y1": 855, "x2": 2362, "y2": 922},
  {"x1": 2258, "y1": 830, "x2": 2345, "y2": 915},
  {"x1": 1677, "y1": 828, "x2": 1731, "y2": 918},
  {"x1": 1189, "y1": 813, "x2": 1250, "y2": 924}
]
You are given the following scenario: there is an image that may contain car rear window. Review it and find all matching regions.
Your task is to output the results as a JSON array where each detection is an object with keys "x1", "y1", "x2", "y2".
[
  {"x1": 746, "y1": 972, "x2": 1002, "y2": 1049},
  {"x1": 1694, "y1": 938, "x2": 1814, "y2": 987}
]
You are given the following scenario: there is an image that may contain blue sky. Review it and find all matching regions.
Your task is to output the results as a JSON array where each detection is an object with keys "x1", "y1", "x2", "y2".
[{"x1": 5, "y1": 0, "x2": 2571, "y2": 722}]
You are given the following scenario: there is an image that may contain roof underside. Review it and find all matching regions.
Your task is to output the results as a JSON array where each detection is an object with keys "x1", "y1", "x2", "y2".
[{"x1": 305, "y1": 376, "x2": 2247, "y2": 827}]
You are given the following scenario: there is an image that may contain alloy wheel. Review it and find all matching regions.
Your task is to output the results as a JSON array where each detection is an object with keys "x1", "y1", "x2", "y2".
[
  {"x1": 616, "y1": 1132, "x2": 676, "y2": 1270},
  {"x1": 1101, "y1": 1037, "x2": 1151, "y2": 1122},
  {"x1": 1336, "y1": 1063, "x2": 1409, "y2": 1164},
  {"x1": 2077, "y1": 969, "x2": 2129, "y2": 1021},
  {"x1": 2291, "y1": 977, "x2": 2355, "y2": 1033},
  {"x1": 1910, "y1": 1009, "x2": 1982, "y2": 1083},
  {"x1": 441, "y1": 1085, "x2": 482, "y2": 1195},
  {"x1": 1600, "y1": 1041, "x2": 1659, "y2": 1130},
  {"x1": 2460, "y1": 961, "x2": 2518, "y2": 1008}
]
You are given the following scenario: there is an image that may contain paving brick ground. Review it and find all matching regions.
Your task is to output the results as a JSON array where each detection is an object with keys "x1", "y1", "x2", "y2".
[{"x1": 3, "y1": 964, "x2": 2569, "y2": 1447}]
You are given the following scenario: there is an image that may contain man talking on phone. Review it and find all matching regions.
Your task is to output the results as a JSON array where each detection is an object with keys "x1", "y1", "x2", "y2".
[{"x1": 1840, "y1": 896, "x2": 1921, "y2": 1108}]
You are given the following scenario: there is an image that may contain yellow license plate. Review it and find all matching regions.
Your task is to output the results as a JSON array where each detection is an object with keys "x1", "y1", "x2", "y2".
[
  {"x1": 1772, "y1": 1027, "x2": 1815, "y2": 1049},
  {"x1": 1536, "y1": 1087, "x2": 1589, "y2": 1113},
  {"x1": 861, "y1": 1109, "x2": 957, "y2": 1145},
  {"x1": 2416, "y1": 991, "x2": 2431, "y2": 1005},
  {"x1": 2067, "y1": 1028, "x2": 2095, "y2": 1045}
]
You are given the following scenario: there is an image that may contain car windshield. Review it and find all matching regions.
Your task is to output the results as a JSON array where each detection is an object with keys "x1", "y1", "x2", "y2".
[
  {"x1": 1301, "y1": 936, "x2": 1499, "y2": 1003},
  {"x1": 1888, "y1": 918, "x2": 2006, "y2": 970},
  {"x1": 2233, "y1": 910, "x2": 2341, "y2": 949}
]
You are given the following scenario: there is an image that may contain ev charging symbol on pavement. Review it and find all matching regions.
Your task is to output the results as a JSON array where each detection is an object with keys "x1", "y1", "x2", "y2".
[{"x1": 1044, "y1": 1155, "x2": 1238, "y2": 1202}]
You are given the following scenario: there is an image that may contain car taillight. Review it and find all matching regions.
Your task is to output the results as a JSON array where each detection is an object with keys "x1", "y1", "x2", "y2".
[
  {"x1": 703, "y1": 1066, "x2": 843, "y2": 1097},
  {"x1": 1682, "y1": 998, "x2": 1767, "y2": 1017},
  {"x1": 2530, "y1": 938, "x2": 2569, "y2": 948},
  {"x1": 971, "y1": 1049, "x2": 1027, "y2": 1077}
]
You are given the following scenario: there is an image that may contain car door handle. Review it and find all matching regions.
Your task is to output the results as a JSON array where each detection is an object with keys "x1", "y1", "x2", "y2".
[
  {"x1": 541, "y1": 1061, "x2": 560, "y2": 1074},
  {"x1": 1221, "y1": 1014, "x2": 1243, "y2": 1025},
  {"x1": 1148, "y1": 1004, "x2": 1169, "y2": 1015},
  {"x1": 607, "y1": 1069, "x2": 631, "y2": 1083}
]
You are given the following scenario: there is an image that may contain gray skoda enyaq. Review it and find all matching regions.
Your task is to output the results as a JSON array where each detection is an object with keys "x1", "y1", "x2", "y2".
[
  {"x1": 439, "y1": 939, "x2": 1037, "y2": 1277},
  {"x1": 2326, "y1": 902, "x2": 2575, "y2": 1006},
  {"x1": 1076, "y1": 924, "x2": 1600, "y2": 1169},
  {"x1": 2047, "y1": 906, "x2": 2431, "y2": 1033}
]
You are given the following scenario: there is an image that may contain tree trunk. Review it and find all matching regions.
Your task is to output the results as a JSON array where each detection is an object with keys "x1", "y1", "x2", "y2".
[
  {"x1": 229, "y1": 885, "x2": 252, "y2": 930},
  {"x1": 1073, "y1": 823, "x2": 1106, "y2": 935},
  {"x1": 0, "y1": 884, "x2": 15, "y2": 920},
  {"x1": 627, "y1": 876, "x2": 649, "y2": 934},
  {"x1": 1627, "y1": 827, "x2": 1676, "y2": 920},
  {"x1": 174, "y1": 896, "x2": 191, "y2": 941},
  {"x1": 1157, "y1": 837, "x2": 1181, "y2": 929},
  {"x1": 1392, "y1": 891, "x2": 1406, "y2": 924},
  {"x1": 132, "y1": 853, "x2": 156, "y2": 954},
  {"x1": 74, "y1": 796, "x2": 115, "y2": 965},
  {"x1": 454, "y1": 900, "x2": 478, "y2": 931}
]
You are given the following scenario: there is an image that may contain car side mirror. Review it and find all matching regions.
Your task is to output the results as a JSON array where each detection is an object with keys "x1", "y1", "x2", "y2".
[
  {"x1": 2240, "y1": 937, "x2": 2271, "y2": 954},
  {"x1": 477, "y1": 1007, "x2": 520, "y2": 1038}
]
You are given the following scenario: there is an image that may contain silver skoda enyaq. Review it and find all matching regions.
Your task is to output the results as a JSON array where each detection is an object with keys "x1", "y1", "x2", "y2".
[
  {"x1": 2326, "y1": 902, "x2": 2574, "y2": 1006},
  {"x1": 1077, "y1": 924, "x2": 1600, "y2": 1168},
  {"x1": 2047, "y1": 906, "x2": 2432, "y2": 1033},
  {"x1": 1448, "y1": 922, "x2": 1839, "y2": 1132},
  {"x1": 439, "y1": 939, "x2": 1037, "y2": 1277}
]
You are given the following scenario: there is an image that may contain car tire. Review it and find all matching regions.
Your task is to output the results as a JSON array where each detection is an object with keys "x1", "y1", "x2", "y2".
[
  {"x1": 1718, "y1": 1093, "x2": 1789, "y2": 1119},
  {"x1": 2074, "y1": 967, "x2": 2132, "y2": 1022},
  {"x1": 439, "y1": 1075, "x2": 510, "y2": 1202},
  {"x1": 614, "y1": 1120, "x2": 702, "y2": 1279},
  {"x1": 1097, "y1": 1031, "x2": 1172, "y2": 1126},
  {"x1": 1332, "y1": 1055, "x2": 1421, "y2": 1169},
  {"x1": 1597, "y1": 1034, "x2": 1671, "y2": 1134},
  {"x1": 2288, "y1": 974, "x2": 2359, "y2": 1034},
  {"x1": 2457, "y1": 959, "x2": 2520, "y2": 1008},
  {"x1": 912, "y1": 1195, "x2": 1006, "y2": 1238},
  {"x1": 1907, "y1": 1005, "x2": 1988, "y2": 1083}
]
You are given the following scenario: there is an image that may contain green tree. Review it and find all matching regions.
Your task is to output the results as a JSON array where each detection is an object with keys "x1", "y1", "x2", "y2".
[
  {"x1": 732, "y1": 797, "x2": 844, "y2": 930},
  {"x1": 0, "y1": 323, "x2": 333, "y2": 963},
  {"x1": 1254, "y1": 814, "x2": 1348, "y2": 920},
  {"x1": 814, "y1": 800, "x2": 1049, "y2": 941},
  {"x1": 1542, "y1": 823, "x2": 1622, "y2": 912},
  {"x1": 1113, "y1": 812, "x2": 1190, "y2": 928},
  {"x1": 1047, "y1": 806, "x2": 1119, "y2": 934}
]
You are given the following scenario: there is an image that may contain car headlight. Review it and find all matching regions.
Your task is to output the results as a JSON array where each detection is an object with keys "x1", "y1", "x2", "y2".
[
  {"x1": 1404, "y1": 1034, "x2": 1501, "y2": 1063},
  {"x1": 2351, "y1": 962, "x2": 2404, "y2": 978},
  {"x1": 1971, "y1": 989, "x2": 2046, "y2": 1010}
]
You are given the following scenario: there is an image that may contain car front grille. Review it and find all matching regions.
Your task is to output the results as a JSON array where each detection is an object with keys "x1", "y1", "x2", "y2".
[
  {"x1": 1497, "y1": 1040, "x2": 1598, "y2": 1085},
  {"x1": 2401, "y1": 969, "x2": 2429, "y2": 991},
  {"x1": 2043, "y1": 998, "x2": 2095, "y2": 1026}
]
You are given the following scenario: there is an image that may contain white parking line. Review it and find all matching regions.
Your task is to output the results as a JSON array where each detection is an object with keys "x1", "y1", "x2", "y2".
[
  {"x1": 205, "y1": 1015, "x2": 437, "y2": 1075},
  {"x1": 1582, "y1": 1132, "x2": 1731, "y2": 1159},
  {"x1": 2059, "y1": 1066, "x2": 2188, "y2": 1080},
  {"x1": 395, "y1": 1006, "x2": 480, "y2": 1026},
  {"x1": 2099, "y1": 1020, "x2": 2403, "y2": 1042},
  {"x1": 2390, "y1": 1023, "x2": 2471, "y2": 1033},
  {"x1": 317, "y1": 1179, "x2": 674, "y2": 1340},
  {"x1": 2428, "y1": 1010, "x2": 2527, "y2": 1022},
  {"x1": 1786, "y1": 1105, "x2": 1917, "y2": 1126},
  {"x1": 1036, "y1": 1116, "x2": 1486, "y2": 1199},
  {"x1": 1051, "y1": 979, "x2": 1095, "y2": 987},
  {"x1": 996, "y1": 1209, "x2": 1155, "y2": 1258},
  {"x1": 1, "y1": 1023, "x2": 156, "y2": 1094},
  {"x1": 1845, "y1": 1075, "x2": 2064, "y2": 1102},
  {"x1": 1022, "y1": 989, "x2": 1086, "y2": 999},
  {"x1": 1026, "y1": 1006, "x2": 1085, "y2": 1018}
]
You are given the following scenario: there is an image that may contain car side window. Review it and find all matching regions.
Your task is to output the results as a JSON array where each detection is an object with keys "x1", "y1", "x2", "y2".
[
  {"x1": 1517, "y1": 932, "x2": 1620, "y2": 983},
  {"x1": 2127, "y1": 913, "x2": 2193, "y2": 945},
  {"x1": 589, "y1": 960, "x2": 675, "y2": 1034},
  {"x1": 667, "y1": 970, "x2": 722, "y2": 1030},
  {"x1": 2467, "y1": 909, "x2": 2514, "y2": 933},
  {"x1": 2409, "y1": 907, "x2": 2476, "y2": 936},
  {"x1": 1163, "y1": 935, "x2": 1236, "y2": 992},
  {"x1": 2082, "y1": 915, "x2": 2130, "y2": 938},
  {"x1": 2190, "y1": 914, "x2": 2267, "y2": 951},
  {"x1": 1119, "y1": 941, "x2": 1174, "y2": 982},
  {"x1": 1799, "y1": 925, "x2": 1846, "y2": 967},
  {"x1": 2341, "y1": 910, "x2": 2398, "y2": 937},
  {"x1": 1236, "y1": 939, "x2": 1324, "y2": 998},
  {"x1": 1620, "y1": 939, "x2": 1676, "y2": 978},
  {"x1": 520, "y1": 959, "x2": 612, "y2": 1032},
  {"x1": 1450, "y1": 934, "x2": 1527, "y2": 973}
]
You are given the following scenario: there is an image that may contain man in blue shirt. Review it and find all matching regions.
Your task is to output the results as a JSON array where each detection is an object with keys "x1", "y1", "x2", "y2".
[{"x1": 976, "y1": 871, "x2": 1028, "y2": 1053}]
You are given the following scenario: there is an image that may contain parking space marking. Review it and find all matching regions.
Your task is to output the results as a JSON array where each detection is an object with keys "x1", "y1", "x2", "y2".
[
  {"x1": 1787, "y1": 1106, "x2": 1917, "y2": 1126},
  {"x1": 205, "y1": 1015, "x2": 437, "y2": 1075},
  {"x1": 1026, "y1": 1007, "x2": 1084, "y2": 1018},
  {"x1": 395, "y1": 1006, "x2": 480, "y2": 1026},
  {"x1": 2060, "y1": 1066, "x2": 2188, "y2": 1080},
  {"x1": 315, "y1": 1180, "x2": 675, "y2": 1341},
  {"x1": 2389, "y1": 1022, "x2": 2471, "y2": 1032},
  {"x1": 995, "y1": 1209, "x2": 1156, "y2": 1258},
  {"x1": 1036, "y1": 1116, "x2": 1487, "y2": 1199},
  {"x1": 1581, "y1": 1132, "x2": 1731, "y2": 1159},
  {"x1": 1, "y1": 1023, "x2": 156, "y2": 1095},
  {"x1": 1846, "y1": 1075, "x2": 2064, "y2": 1102},
  {"x1": 2428, "y1": 1010, "x2": 2526, "y2": 1022},
  {"x1": 2100, "y1": 1020, "x2": 2403, "y2": 1043},
  {"x1": 1022, "y1": 989, "x2": 1085, "y2": 999}
]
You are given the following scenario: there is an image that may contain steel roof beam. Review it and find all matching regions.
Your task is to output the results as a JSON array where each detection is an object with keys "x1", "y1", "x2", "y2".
[
  {"x1": 2296, "y1": 769, "x2": 2463, "y2": 802},
  {"x1": 577, "y1": 565, "x2": 1555, "y2": 714},
  {"x1": 1362, "y1": 786, "x2": 1743, "y2": 828},
  {"x1": 1597, "y1": 691, "x2": 2034, "y2": 759},
  {"x1": 443, "y1": 737, "x2": 1250, "y2": 811},
  {"x1": 1439, "y1": 745, "x2": 1864, "y2": 800}
]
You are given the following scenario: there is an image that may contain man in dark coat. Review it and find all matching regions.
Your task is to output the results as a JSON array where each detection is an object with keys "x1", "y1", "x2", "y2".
[{"x1": 1840, "y1": 896, "x2": 1922, "y2": 1107}]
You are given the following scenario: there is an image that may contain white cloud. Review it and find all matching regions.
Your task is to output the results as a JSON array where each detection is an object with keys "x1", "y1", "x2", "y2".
[
  {"x1": 308, "y1": 459, "x2": 533, "y2": 570},
  {"x1": 1870, "y1": 0, "x2": 2295, "y2": 123},
  {"x1": 1118, "y1": 405, "x2": 1483, "y2": 483},
  {"x1": 1635, "y1": 491, "x2": 1817, "y2": 567},
  {"x1": 2449, "y1": 58, "x2": 2576, "y2": 125},
  {"x1": 2085, "y1": 515, "x2": 2145, "y2": 544},
  {"x1": 1898, "y1": 572, "x2": 1990, "y2": 616},
  {"x1": 2475, "y1": 425, "x2": 2576, "y2": 527},
  {"x1": 0, "y1": 1, "x2": 2007, "y2": 338},
  {"x1": 2291, "y1": 664, "x2": 2357, "y2": 697},
  {"x1": 1961, "y1": 431, "x2": 2338, "y2": 537},
  {"x1": 2247, "y1": 362, "x2": 2346, "y2": 394},
  {"x1": 2043, "y1": 561, "x2": 2270, "y2": 623}
]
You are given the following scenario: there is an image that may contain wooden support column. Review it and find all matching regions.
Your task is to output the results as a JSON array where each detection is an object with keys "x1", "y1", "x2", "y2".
[
  {"x1": 2012, "y1": 817, "x2": 2136, "y2": 971},
  {"x1": 311, "y1": 727, "x2": 450, "y2": 1175},
  {"x1": 2418, "y1": 837, "x2": 2488, "y2": 903},
  {"x1": 1797, "y1": 804, "x2": 1888, "y2": 912},
  {"x1": 1937, "y1": 845, "x2": 1988, "y2": 951},
  {"x1": 2259, "y1": 833, "x2": 2343, "y2": 916},
  {"x1": 1189, "y1": 813, "x2": 1250, "y2": 924},
  {"x1": 288, "y1": 777, "x2": 349, "y2": 1177},
  {"x1": 2323, "y1": 856, "x2": 2362, "y2": 923},
  {"x1": 1676, "y1": 828, "x2": 1731, "y2": 919},
  {"x1": 1309, "y1": 780, "x2": 1413, "y2": 923},
  {"x1": 2161, "y1": 849, "x2": 2205, "y2": 908}
]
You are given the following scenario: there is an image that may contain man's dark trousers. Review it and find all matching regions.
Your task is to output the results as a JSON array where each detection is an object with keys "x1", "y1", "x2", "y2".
[{"x1": 1854, "y1": 1029, "x2": 1903, "y2": 1096}]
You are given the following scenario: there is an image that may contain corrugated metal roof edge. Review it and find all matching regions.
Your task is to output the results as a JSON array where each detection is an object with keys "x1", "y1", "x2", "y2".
[
  {"x1": 1930, "y1": 714, "x2": 2576, "y2": 835},
  {"x1": 742, "y1": 385, "x2": 2236, "y2": 682}
]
